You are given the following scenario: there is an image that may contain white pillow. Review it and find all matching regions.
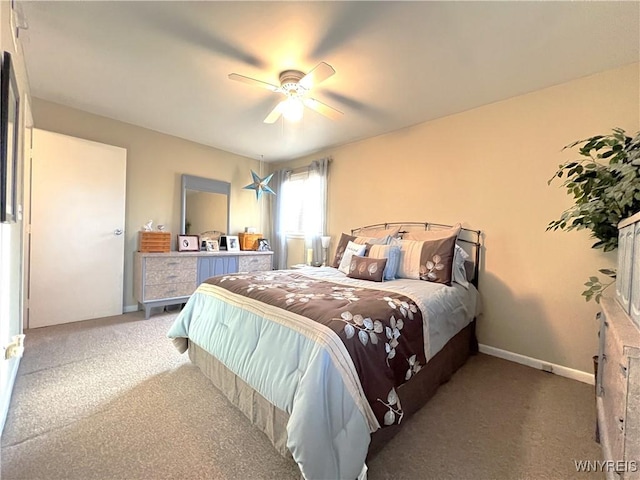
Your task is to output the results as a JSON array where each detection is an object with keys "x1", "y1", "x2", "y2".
[
  {"x1": 453, "y1": 244, "x2": 470, "y2": 288},
  {"x1": 338, "y1": 241, "x2": 367, "y2": 274}
]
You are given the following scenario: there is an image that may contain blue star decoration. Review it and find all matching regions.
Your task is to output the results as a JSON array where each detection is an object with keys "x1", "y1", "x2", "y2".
[{"x1": 243, "y1": 170, "x2": 276, "y2": 200}]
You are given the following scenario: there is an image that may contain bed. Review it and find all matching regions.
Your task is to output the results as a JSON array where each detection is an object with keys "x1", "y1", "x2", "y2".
[{"x1": 167, "y1": 222, "x2": 482, "y2": 480}]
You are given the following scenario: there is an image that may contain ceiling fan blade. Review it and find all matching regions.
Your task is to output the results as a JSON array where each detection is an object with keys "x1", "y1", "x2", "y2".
[
  {"x1": 264, "y1": 102, "x2": 284, "y2": 124},
  {"x1": 228, "y1": 73, "x2": 280, "y2": 92},
  {"x1": 303, "y1": 97, "x2": 343, "y2": 120},
  {"x1": 299, "y1": 62, "x2": 336, "y2": 90}
]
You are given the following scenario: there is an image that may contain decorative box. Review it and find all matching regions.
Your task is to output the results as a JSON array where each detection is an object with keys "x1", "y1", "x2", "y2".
[
  {"x1": 238, "y1": 232, "x2": 262, "y2": 251},
  {"x1": 138, "y1": 231, "x2": 171, "y2": 253}
]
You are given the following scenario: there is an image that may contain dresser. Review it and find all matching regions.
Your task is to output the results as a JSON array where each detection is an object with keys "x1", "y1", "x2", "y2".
[
  {"x1": 134, "y1": 251, "x2": 274, "y2": 319},
  {"x1": 597, "y1": 211, "x2": 640, "y2": 480}
]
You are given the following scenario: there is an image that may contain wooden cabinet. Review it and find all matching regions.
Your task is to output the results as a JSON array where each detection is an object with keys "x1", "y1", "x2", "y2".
[
  {"x1": 238, "y1": 253, "x2": 272, "y2": 272},
  {"x1": 597, "y1": 211, "x2": 640, "y2": 479},
  {"x1": 597, "y1": 299, "x2": 640, "y2": 479},
  {"x1": 134, "y1": 251, "x2": 273, "y2": 318},
  {"x1": 616, "y1": 211, "x2": 640, "y2": 328}
]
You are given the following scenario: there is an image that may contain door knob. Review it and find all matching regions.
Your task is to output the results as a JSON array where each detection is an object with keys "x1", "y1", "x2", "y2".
[{"x1": 114, "y1": 229, "x2": 123, "y2": 236}]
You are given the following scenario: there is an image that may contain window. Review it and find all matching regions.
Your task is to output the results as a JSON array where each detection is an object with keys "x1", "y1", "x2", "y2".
[{"x1": 281, "y1": 170, "x2": 322, "y2": 237}]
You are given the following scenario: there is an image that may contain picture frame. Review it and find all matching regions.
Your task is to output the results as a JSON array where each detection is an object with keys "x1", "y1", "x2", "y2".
[
  {"x1": 226, "y1": 235, "x2": 240, "y2": 252},
  {"x1": 206, "y1": 240, "x2": 219, "y2": 252},
  {"x1": 257, "y1": 238, "x2": 271, "y2": 251},
  {"x1": 177, "y1": 234, "x2": 200, "y2": 252},
  {"x1": 1, "y1": 51, "x2": 19, "y2": 224}
]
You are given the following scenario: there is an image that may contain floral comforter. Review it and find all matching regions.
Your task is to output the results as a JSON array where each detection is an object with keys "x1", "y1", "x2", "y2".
[
  {"x1": 205, "y1": 270, "x2": 426, "y2": 427},
  {"x1": 168, "y1": 268, "x2": 478, "y2": 480}
]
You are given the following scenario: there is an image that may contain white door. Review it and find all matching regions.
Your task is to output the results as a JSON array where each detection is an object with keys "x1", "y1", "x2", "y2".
[{"x1": 29, "y1": 129, "x2": 126, "y2": 328}]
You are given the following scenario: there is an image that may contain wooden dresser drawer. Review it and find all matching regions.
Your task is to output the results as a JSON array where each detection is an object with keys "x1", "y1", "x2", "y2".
[
  {"x1": 144, "y1": 282, "x2": 197, "y2": 301},
  {"x1": 145, "y1": 268, "x2": 195, "y2": 286},
  {"x1": 238, "y1": 254, "x2": 272, "y2": 272},
  {"x1": 598, "y1": 297, "x2": 640, "y2": 478},
  {"x1": 145, "y1": 256, "x2": 197, "y2": 271}
]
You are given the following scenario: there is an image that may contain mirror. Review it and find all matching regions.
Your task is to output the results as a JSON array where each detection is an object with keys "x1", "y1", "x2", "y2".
[{"x1": 180, "y1": 174, "x2": 230, "y2": 236}]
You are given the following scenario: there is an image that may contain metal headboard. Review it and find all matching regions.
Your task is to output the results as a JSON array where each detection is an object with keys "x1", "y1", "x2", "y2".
[{"x1": 351, "y1": 222, "x2": 482, "y2": 288}]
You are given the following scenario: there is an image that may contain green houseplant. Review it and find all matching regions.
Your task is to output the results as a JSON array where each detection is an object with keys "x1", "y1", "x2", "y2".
[{"x1": 547, "y1": 128, "x2": 640, "y2": 302}]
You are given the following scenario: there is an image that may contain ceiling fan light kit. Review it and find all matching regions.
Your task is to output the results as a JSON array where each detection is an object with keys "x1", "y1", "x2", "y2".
[{"x1": 228, "y1": 62, "x2": 343, "y2": 124}]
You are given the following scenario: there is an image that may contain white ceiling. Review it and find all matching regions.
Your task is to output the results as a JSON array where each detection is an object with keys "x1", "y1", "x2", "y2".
[{"x1": 19, "y1": 1, "x2": 640, "y2": 162}]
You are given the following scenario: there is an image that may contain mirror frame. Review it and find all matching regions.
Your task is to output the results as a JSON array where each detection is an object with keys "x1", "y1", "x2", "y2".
[{"x1": 180, "y1": 174, "x2": 231, "y2": 235}]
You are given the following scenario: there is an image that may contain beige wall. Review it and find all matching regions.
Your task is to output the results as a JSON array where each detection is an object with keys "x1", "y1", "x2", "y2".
[
  {"x1": 274, "y1": 63, "x2": 640, "y2": 374},
  {"x1": 31, "y1": 99, "x2": 262, "y2": 310}
]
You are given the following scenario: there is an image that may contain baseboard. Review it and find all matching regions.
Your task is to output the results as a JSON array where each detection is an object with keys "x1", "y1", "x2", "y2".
[
  {"x1": 0, "y1": 356, "x2": 21, "y2": 436},
  {"x1": 478, "y1": 344, "x2": 594, "y2": 385},
  {"x1": 123, "y1": 304, "x2": 139, "y2": 314}
]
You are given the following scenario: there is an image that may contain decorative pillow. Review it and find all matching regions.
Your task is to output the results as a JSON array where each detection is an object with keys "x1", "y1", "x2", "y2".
[
  {"x1": 331, "y1": 233, "x2": 383, "y2": 268},
  {"x1": 402, "y1": 223, "x2": 461, "y2": 241},
  {"x1": 355, "y1": 226, "x2": 401, "y2": 239},
  {"x1": 453, "y1": 244, "x2": 470, "y2": 288},
  {"x1": 396, "y1": 231, "x2": 459, "y2": 285},
  {"x1": 338, "y1": 241, "x2": 367, "y2": 274},
  {"x1": 354, "y1": 235, "x2": 391, "y2": 246},
  {"x1": 366, "y1": 244, "x2": 401, "y2": 281},
  {"x1": 331, "y1": 233, "x2": 356, "y2": 268},
  {"x1": 347, "y1": 255, "x2": 387, "y2": 282}
]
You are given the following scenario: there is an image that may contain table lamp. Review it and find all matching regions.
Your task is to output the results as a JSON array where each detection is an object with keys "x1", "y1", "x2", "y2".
[{"x1": 321, "y1": 236, "x2": 331, "y2": 266}]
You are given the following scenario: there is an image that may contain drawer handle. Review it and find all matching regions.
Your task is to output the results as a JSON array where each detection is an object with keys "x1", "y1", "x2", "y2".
[
  {"x1": 620, "y1": 364, "x2": 628, "y2": 378},
  {"x1": 618, "y1": 417, "x2": 624, "y2": 433},
  {"x1": 166, "y1": 275, "x2": 178, "y2": 279},
  {"x1": 167, "y1": 262, "x2": 178, "y2": 266},
  {"x1": 596, "y1": 312, "x2": 602, "y2": 320}
]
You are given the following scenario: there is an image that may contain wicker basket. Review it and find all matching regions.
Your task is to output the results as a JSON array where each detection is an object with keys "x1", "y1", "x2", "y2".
[
  {"x1": 138, "y1": 231, "x2": 171, "y2": 253},
  {"x1": 238, "y1": 233, "x2": 262, "y2": 251}
]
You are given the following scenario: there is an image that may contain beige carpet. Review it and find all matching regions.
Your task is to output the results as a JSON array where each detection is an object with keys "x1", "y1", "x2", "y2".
[{"x1": 1, "y1": 311, "x2": 603, "y2": 480}]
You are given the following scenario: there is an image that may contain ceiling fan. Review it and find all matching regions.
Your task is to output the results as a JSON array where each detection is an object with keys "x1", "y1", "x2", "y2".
[{"x1": 228, "y1": 62, "x2": 343, "y2": 123}]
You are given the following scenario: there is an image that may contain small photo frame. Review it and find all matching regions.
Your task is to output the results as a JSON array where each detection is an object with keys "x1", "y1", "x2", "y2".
[
  {"x1": 257, "y1": 238, "x2": 271, "y2": 251},
  {"x1": 178, "y1": 234, "x2": 199, "y2": 252},
  {"x1": 206, "y1": 240, "x2": 219, "y2": 252},
  {"x1": 226, "y1": 235, "x2": 240, "y2": 252}
]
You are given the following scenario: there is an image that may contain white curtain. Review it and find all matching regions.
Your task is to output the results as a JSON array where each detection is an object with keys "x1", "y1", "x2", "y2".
[
  {"x1": 307, "y1": 158, "x2": 329, "y2": 264},
  {"x1": 271, "y1": 158, "x2": 329, "y2": 268},
  {"x1": 269, "y1": 168, "x2": 291, "y2": 269}
]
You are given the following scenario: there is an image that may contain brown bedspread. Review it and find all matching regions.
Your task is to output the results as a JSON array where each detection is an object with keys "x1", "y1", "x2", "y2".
[{"x1": 204, "y1": 270, "x2": 427, "y2": 427}]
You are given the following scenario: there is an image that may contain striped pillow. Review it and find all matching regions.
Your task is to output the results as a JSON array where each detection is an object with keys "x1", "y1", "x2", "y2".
[
  {"x1": 366, "y1": 244, "x2": 401, "y2": 281},
  {"x1": 396, "y1": 228, "x2": 459, "y2": 285}
]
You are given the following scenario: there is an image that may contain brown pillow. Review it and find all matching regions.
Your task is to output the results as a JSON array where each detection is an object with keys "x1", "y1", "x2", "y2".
[
  {"x1": 331, "y1": 233, "x2": 356, "y2": 268},
  {"x1": 347, "y1": 255, "x2": 387, "y2": 282},
  {"x1": 396, "y1": 232, "x2": 458, "y2": 285},
  {"x1": 331, "y1": 233, "x2": 380, "y2": 267}
]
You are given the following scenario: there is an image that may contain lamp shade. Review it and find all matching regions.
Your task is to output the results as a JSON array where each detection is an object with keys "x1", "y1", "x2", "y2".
[{"x1": 321, "y1": 236, "x2": 331, "y2": 248}]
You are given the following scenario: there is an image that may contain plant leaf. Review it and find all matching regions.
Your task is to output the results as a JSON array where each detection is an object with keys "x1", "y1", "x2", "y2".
[
  {"x1": 344, "y1": 323, "x2": 355, "y2": 339},
  {"x1": 387, "y1": 388, "x2": 398, "y2": 405},
  {"x1": 384, "y1": 410, "x2": 395, "y2": 425}
]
